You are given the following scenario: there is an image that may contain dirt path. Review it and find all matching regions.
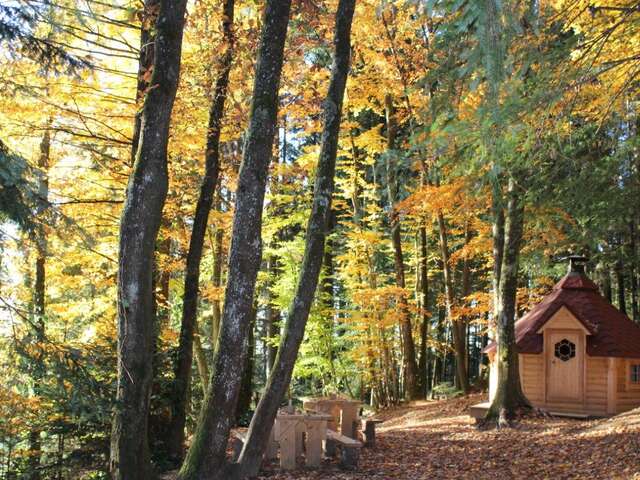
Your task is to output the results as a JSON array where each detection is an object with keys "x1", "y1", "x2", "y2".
[
  {"x1": 161, "y1": 394, "x2": 640, "y2": 479},
  {"x1": 254, "y1": 394, "x2": 640, "y2": 480}
]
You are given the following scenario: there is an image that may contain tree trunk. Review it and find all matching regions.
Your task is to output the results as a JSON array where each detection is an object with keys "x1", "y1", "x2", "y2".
[
  {"x1": 417, "y1": 225, "x2": 429, "y2": 397},
  {"x1": 264, "y1": 255, "x2": 279, "y2": 377},
  {"x1": 130, "y1": 0, "x2": 159, "y2": 164},
  {"x1": 28, "y1": 126, "x2": 50, "y2": 480},
  {"x1": 168, "y1": 0, "x2": 235, "y2": 461},
  {"x1": 211, "y1": 216, "x2": 224, "y2": 343},
  {"x1": 601, "y1": 265, "x2": 613, "y2": 303},
  {"x1": 486, "y1": 177, "x2": 530, "y2": 425},
  {"x1": 384, "y1": 93, "x2": 419, "y2": 400},
  {"x1": 236, "y1": 310, "x2": 255, "y2": 424},
  {"x1": 193, "y1": 332, "x2": 210, "y2": 393},
  {"x1": 630, "y1": 221, "x2": 639, "y2": 321},
  {"x1": 236, "y1": 2, "x2": 355, "y2": 476},
  {"x1": 110, "y1": 0, "x2": 188, "y2": 477},
  {"x1": 178, "y1": 1, "x2": 292, "y2": 477},
  {"x1": 616, "y1": 258, "x2": 627, "y2": 314},
  {"x1": 436, "y1": 211, "x2": 469, "y2": 393}
]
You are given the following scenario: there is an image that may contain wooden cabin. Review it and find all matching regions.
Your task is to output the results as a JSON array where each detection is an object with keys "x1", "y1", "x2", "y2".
[{"x1": 485, "y1": 261, "x2": 640, "y2": 417}]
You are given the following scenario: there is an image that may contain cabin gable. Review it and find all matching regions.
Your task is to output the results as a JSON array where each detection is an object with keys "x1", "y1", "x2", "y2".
[{"x1": 536, "y1": 306, "x2": 590, "y2": 335}]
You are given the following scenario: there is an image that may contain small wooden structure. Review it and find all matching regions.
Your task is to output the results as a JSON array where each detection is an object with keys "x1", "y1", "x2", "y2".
[
  {"x1": 302, "y1": 395, "x2": 362, "y2": 438},
  {"x1": 274, "y1": 410, "x2": 332, "y2": 469},
  {"x1": 232, "y1": 398, "x2": 378, "y2": 472},
  {"x1": 482, "y1": 259, "x2": 640, "y2": 417}
]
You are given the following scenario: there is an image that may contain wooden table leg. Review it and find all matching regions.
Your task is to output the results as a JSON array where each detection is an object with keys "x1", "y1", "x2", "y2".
[
  {"x1": 340, "y1": 405, "x2": 358, "y2": 438},
  {"x1": 305, "y1": 420, "x2": 325, "y2": 467},
  {"x1": 277, "y1": 418, "x2": 297, "y2": 470}
]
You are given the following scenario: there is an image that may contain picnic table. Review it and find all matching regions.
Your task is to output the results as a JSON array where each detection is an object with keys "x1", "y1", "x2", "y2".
[
  {"x1": 274, "y1": 409, "x2": 332, "y2": 469},
  {"x1": 302, "y1": 395, "x2": 362, "y2": 438},
  {"x1": 232, "y1": 398, "x2": 379, "y2": 471}
]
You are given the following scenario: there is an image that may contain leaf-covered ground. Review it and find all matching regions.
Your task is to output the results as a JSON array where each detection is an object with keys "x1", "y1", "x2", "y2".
[{"x1": 252, "y1": 394, "x2": 640, "y2": 480}]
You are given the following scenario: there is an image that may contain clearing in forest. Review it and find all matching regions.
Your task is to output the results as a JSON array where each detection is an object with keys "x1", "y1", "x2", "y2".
[{"x1": 247, "y1": 394, "x2": 640, "y2": 480}]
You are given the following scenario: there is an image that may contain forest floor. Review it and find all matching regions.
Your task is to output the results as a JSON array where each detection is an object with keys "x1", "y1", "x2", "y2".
[{"x1": 164, "y1": 393, "x2": 640, "y2": 479}]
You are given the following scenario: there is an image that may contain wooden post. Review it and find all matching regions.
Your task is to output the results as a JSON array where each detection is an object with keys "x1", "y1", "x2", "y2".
[
  {"x1": 362, "y1": 420, "x2": 381, "y2": 447},
  {"x1": 295, "y1": 420, "x2": 305, "y2": 458},
  {"x1": 305, "y1": 419, "x2": 326, "y2": 467},
  {"x1": 341, "y1": 447, "x2": 359, "y2": 470},
  {"x1": 324, "y1": 437, "x2": 336, "y2": 458},
  {"x1": 276, "y1": 417, "x2": 297, "y2": 470},
  {"x1": 340, "y1": 403, "x2": 358, "y2": 438}
]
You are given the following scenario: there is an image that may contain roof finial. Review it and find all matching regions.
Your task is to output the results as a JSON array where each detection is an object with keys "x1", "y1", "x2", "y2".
[{"x1": 561, "y1": 255, "x2": 588, "y2": 274}]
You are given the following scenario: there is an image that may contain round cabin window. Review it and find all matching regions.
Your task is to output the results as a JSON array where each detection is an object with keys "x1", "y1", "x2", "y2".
[{"x1": 554, "y1": 339, "x2": 576, "y2": 362}]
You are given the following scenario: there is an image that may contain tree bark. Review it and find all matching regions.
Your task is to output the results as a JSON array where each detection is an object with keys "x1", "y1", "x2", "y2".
[
  {"x1": 264, "y1": 255, "x2": 279, "y2": 377},
  {"x1": 383, "y1": 93, "x2": 419, "y2": 400},
  {"x1": 193, "y1": 331, "x2": 210, "y2": 392},
  {"x1": 436, "y1": 211, "x2": 469, "y2": 393},
  {"x1": 130, "y1": 0, "x2": 159, "y2": 164},
  {"x1": 417, "y1": 226, "x2": 429, "y2": 397},
  {"x1": 616, "y1": 257, "x2": 627, "y2": 314},
  {"x1": 236, "y1": 310, "x2": 255, "y2": 424},
  {"x1": 236, "y1": 2, "x2": 355, "y2": 476},
  {"x1": 167, "y1": 0, "x2": 235, "y2": 461},
  {"x1": 28, "y1": 125, "x2": 50, "y2": 480},
  {"x1": 211, "y1": 216, "x2": 224, "y2": 343},
  {"x1": 630, "y1": 221, "x2": 639, "y2": 321},
  {"x1": 486, "y1": 177, "x2": 530, "y2": 425},
  {"x1": 110, "y1": 0, "x2": 188, "y2": 477},
  {"x1": 178, "y1": 1, "x2": 292, "y2": 477}
]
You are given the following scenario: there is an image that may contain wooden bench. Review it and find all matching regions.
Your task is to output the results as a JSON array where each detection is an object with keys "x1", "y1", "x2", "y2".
[
  {"x1": 324, "y1": 429, "x2": 363, "y2": 470},
  {"x1": 360, "y1": 418, "x2": 383, "y2": 447}
]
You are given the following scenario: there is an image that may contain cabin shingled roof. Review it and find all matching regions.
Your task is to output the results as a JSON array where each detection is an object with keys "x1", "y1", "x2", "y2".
[{"x1": 486, "y1": 271, "x2": 640, "y2": 358}]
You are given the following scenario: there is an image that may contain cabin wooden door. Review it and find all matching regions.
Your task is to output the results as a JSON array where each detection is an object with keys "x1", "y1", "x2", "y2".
[{"x1": 546, "y1": 330, "x2": 584, "y2": 403}]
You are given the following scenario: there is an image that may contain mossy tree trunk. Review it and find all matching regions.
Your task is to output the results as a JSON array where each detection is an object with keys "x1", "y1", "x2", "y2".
[
  {"x1": 235, "y1": 1, "x2": 356, "y2": 476},
  {"x1": 110, "y1": 0, "x2": 188, "y2": 477},
  {"x1": 167, "y1": 0, "x2": 235, "y2": 462},
  {"x1": 177, "y1": 1, "x2": 292, "y2": 477},
  {"x1": 486, "y1": 177, "x2": 530, "y2": 425}
]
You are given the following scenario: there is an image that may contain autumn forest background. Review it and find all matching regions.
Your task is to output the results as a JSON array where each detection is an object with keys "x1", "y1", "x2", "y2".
[{"x1": 0, "y1": 0, "x2": 639, "y2": 478}]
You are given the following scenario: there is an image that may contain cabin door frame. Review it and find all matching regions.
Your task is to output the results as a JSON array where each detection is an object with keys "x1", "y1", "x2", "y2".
[{"x1": 544, "y1": 328, "x2": 585, "y2": 405}]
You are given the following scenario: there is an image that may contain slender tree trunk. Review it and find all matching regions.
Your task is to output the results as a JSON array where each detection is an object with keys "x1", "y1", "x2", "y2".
[
  {"x1": 178, "y1": 2, "x2": 292, "y2": 477},
  {"x1": 436, "y1": 212, "x2": 469, "y2": 393},
  {"x1": 601, "y1": 264, "x2": 613, "y2": 303},
  {"x1": 384, "y1": 93, "x2": 419, "y2": 400},
  {"x1": 486, "y1": 177, "x2": 530, "y2": 425},
  {"x1": 193, "y1": 332, "x2": 210, "y2": 392},
  {"x1": 110, "y1": 1, "x2": 188, "y2": 477},
  {"x1": 211, "y1": 216, "x2": 224, "y2": 343},
  {"x1": 168, "y1": 0, "x2": 235, "y2": 461},
  {"x1": 616, "y1": 257, "x2": 627, "y2": 314},
  {"x1": 236, "y1": 3, "x2": 355, "y2": 476},
  {"x1": 28, "y1": 125, "x2": 50, "y2": 480},
  {"x1": 417, "y1": 225, "x2": 429, "y2": 397},
  {"x1": 630, "y1": 221, "x2": 639, "y2": 321},
  {"x1": 461, "y1": 221, "x2": 472, "y2": 382},
  {"x1": 264, "y1": 255, "x2": 279, "y2": 377}
]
